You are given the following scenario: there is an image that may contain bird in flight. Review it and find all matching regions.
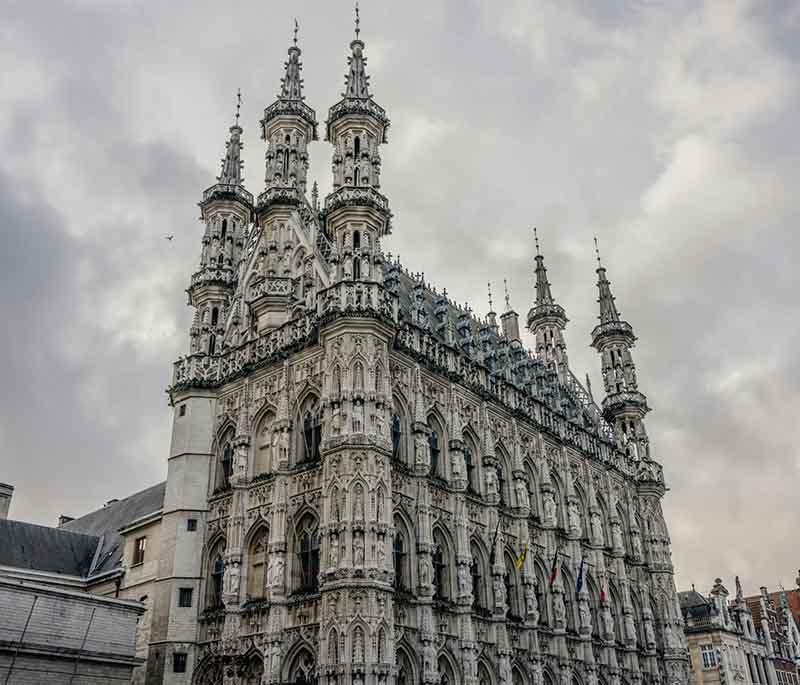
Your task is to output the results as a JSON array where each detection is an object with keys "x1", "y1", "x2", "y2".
[{"x1": 164, "y1": 234, "x2": 174, "y2": 241}]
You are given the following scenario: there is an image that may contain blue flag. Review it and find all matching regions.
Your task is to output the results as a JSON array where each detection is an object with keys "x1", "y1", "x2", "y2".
[{"x1": 575, "y1": 557, "x2": 585, "y2": 595}]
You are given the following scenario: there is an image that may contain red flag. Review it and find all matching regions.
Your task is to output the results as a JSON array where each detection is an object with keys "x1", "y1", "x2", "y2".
[
  {"x1": 600, "y1": 584, "x2": 607, "y2": 603},
  {"x1": 549, "y1": 549, "x2": 559, "y2": 586}
]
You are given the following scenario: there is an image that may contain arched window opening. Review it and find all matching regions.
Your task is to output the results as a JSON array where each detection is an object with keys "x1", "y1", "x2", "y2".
[
  {"x1": 297, "y1": 396, "x2": 321, "y2": 464},
  {"x1": 218, "y1": 439, "x2": 233, "y2": 489},
  {"x1": 211, "y1": 307, "x2": 219, "y2": 326},
  {"x1": 391, "y1": 414, "x2": 403, "y2": 461},
  {"x1": 504, "y1": 554, "x2": 521, "y2": 621},
  {"x1": 353, "y1": 230, "x2": 361, "y2": 250},
  {"x1": 353, "y1": 362, "x2": 365, "y2": 391},
  {"x1": 209, "y1": 334, "x2": 217, "y2": 356},
  {"x1": 255, "y1": 411, "x2": 275, "y2": 476},
  {"x1": 209, "y1": 552, "x2": 225, "y2": 608},
  {"x1": 353, "y1": 167, "x2": 360, "y2": 185},
  {"x1": 429, "y1": 431, "x2": 440, "y2": 477},
  {"x1": 432, "y1": 544, "x2": 446, "y2": 600},
  {"x1": 497, "y1": 462, "x2": 507, "y2": 507},
  {"x1": 377, "y1": 627, "x2": 386, "y2": 662},
  {"x1": 353, "y1": 257, "x2": 361, "y2": 280},
  {"x1": 354, "y1": 136, "x2": 361, "y2": 158},
  {"x1": 297, "y1": 527, "x2": 320, "y2": 593},
  {"x1": 478, "y1": 662, "x2": 493, "y2": 685},
  {"x1": 288, "y1": 650, "x2": 316, "y2": 685},
  {"x1": 394, "y1": 531, "x2": 407, "y2": 590},
  {"x1": 470, "y1": 549, "x2": 483, "y2": 610},
  {"x1": 217, "y1": 254, "x2": 224, "y2": 267},
  {"x1": 221, "y1": 219, "x2": 227, "y2": 240},
  {"x1": 246, "y1": 529, "x2": 268, "y2": 599}
]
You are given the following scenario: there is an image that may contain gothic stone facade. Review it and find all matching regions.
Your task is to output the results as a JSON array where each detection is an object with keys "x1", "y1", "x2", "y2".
[{"x1": 147, "y1": 20, "x2": 690, "y2": 685}]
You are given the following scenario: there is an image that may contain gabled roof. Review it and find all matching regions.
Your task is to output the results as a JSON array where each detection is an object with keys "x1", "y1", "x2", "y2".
[
  {"x1": 0, "y1": 519, "x2": 99, "y2": 577},
  {"x1": 61, "y1": 481, "x2": 166, "y2": 575}
]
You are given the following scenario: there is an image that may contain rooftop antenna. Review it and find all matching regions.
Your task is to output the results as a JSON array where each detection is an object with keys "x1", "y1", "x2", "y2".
[{"x1": 594, "y1": 235, "x2": 603, "y2": 268}]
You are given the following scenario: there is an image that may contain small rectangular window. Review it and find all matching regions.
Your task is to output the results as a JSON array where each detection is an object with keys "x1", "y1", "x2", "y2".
[
  {"x1": 173, "y1": 653, "x2": 187, "y2": 673},
  {"x1": 133, "y1": 536, "x2": 147, "y2": 565},
  {"x1": 701, "y1": 644, "x2": 717, "y2": 669},
  {"x1": 178, "y1": 588, "x2": 193, "y2": 607},
  {"x1": 179, "y1": 404, "x2": 186, "y2": 416},
  {"x1": 187, "y1": 518, "x2": 198, "y2": 532}
]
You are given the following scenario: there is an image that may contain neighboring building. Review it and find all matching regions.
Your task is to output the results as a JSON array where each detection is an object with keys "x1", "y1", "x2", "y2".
[
  {"x1": 680, "y1": 578, "x2": 774, "y2": 685},
  {"x1": 745, "y1": 587, "x2": 800, "y2": 685},
  {"x1": 0, "y1": 483, "x2": 165, "y2": 684},
  {"x1": 128, "y1": 12, "x2": 691, "y2": 685},
  {"x1": 0, "y1": 483, "x2": 13, "y2": 520}
]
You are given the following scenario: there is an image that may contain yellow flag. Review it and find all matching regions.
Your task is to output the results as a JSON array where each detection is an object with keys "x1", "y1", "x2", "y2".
[{"x1": 515, "y1": 544, "x2": 528, "y2": 570}]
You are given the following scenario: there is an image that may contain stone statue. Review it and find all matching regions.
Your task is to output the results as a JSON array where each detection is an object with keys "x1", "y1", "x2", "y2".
[
  {"x1": 486, "y1": 468, "x2": 498, "y2": 498},
  {"x1": 543, "y1": 491, "x2": 557, "y2": 527},
  {"x1": 225, "y1": 562, "x2": 240, "y2": 596},
  {"x1": 494, "y1": 575, "x2": 506, "y2": 608},
  {"x1": 601, "y1": 605, "x2": 615, "y2": 641},
  {"x1": 419, "y1": 557, "x2": 431, "y2": 586},
  {"x1": 270, "y1": 642, "x2": 281, "y2": 678},
  {"x1": 579, "y1": 599, "x2": 591, "y2": 634},
  {"x1": 499, "y1": 657, "x2": 511, "y2": 684},
  {"x1": 625, "y1": 612, "x2": 637, "y2": 645},
  {"x1": 524, "y1": 583, "x2": 539, "y2": 619},
  {"x1": 329, "y1": 534, "x2": 339, "y2": 567},
  {"x1": 515, "y1": 479, "x2": 529, "y2": 508},
  {"x1": 590, "y1": 511, "x2": 603, "y2": 545},
  {"x1": 632, "y1": 533, "x2": 643, "y2": 559},
  {"x1": 353, "y1": 402, "x2": 365, "y2": 433},
  {"x1": 644, "y1": 618, "x2": 656, "y2": 650},
  {"x1": 377, "y1": 537, "x2": 386, "y2": 568},
  {"x1": 567, "y1": 501, "x2": 581, "y2": 536},
  {"x1": 553, "y1": 592, "x2": 566, "y2": 628},
  {"x1": 332, "y1": 405, "x2": 342, "y2": 435},
  {"x1": 354, "y1": 486, "x2": 364, "y2": 521},
  {"x1": 611, "y1": 521, "x2": 624, "y2": 552},
  {"x1": 458, "y1": 564, "x2": 470, "y2": 596},
  {"x1": 353, "y1": 532, "x2": 365, "y2": 566},
  {"x1": 268, "y1": 556, "x2": 284, "y2": 587}
]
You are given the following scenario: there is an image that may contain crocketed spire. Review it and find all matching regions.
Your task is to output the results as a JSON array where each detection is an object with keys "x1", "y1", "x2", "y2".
[
  {"x1": 594, "y1": 237, "x2": 621, "y2": 324},
  {"x1": 527, "y1": 228, "x2": 567, "y2": 331},
  {"x1": 218, "y1": 91, "x2": 244, "y2": 186},
  {"x1": 345, "y1": 5, "x2": 370, "y2": 99},
  {"x1": 280, "y1": 20, "x2": 304, "y2": 101}
]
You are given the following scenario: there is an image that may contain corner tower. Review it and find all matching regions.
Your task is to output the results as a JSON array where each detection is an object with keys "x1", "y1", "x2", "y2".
[
  {"x1": 190, "y1": 94, "x2": 254, "y2": 356},
  {"x1": 324, "y1": 6, "x2": 391, "y2": 284},
  {"x1": 590, "y1": 239, "x2": 650, "y2": 460},
  {"x1": 526, "y1": 229, "x2": 569, "y2": 383}
]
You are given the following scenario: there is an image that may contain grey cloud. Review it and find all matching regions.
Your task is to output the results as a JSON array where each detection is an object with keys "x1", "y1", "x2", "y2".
[{"x1": 1, "y1": 0, "x2": 798, "y2": 597}]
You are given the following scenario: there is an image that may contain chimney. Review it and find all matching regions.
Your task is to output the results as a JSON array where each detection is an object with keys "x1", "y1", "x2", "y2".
[
  {"x1": 58, "y1": 515, "x2": 75, "y2": 527},
  {"x1": 0, "y1": 483, "x2": 13, "y2": 520}
]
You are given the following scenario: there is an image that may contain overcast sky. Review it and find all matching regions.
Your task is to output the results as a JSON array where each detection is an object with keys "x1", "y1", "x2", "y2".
[{"x1": 2, "y1": 0, "x2": 798, "y2": 596}]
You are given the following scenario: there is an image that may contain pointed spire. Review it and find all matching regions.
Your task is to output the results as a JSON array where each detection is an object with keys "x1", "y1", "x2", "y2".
[
  {"x1": 344, "y1": 3, "x2": 371, "y2": 100},
  {"x1": 487, "y1": 282, "x2": 495, "y2": 314},
  {"x1": 280, "y1": 21, "x2": 305, "y2": 101},
  {"x1": 594, "y1": 236, "x2": 621, "y2": 324},
  {"x1": 533, "y1": 228, "x2": 556, "y2": 307},
  {"x1": 503, "y1": 279, "x2": 511, "y2": 313},
  {"x1": 217, "y1": 90, "x2": 245, "y2": 186}
]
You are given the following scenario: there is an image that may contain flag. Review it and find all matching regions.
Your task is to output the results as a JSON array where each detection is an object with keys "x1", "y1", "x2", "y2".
[
  {"x1": 600, "y1": 583, "x2": 607, "y2": 603},
  {"x1": 576, "y1": 557, "x2": 585, "y2": 594},
  {"x1": 549, "y1": 548, "x2": 559, "y2": 586},
  {"x1": 489, "y1": 519, "x2": 501, "y2": 566},
  {"x1": 515, "y1": 544, "x2": 528, "y2": 571}
]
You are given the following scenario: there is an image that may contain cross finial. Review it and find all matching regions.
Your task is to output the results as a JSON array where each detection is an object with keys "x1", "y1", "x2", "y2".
[
  {"x1": 293, "y1": 18, "x2": 299, "y2": 46},
  {"x1": 488, "y1": 282, "x2": 494, "y2": 312},
  {"x1": 533, "y1": 226, "x2": 541, "y2": 256},
  {"x1": 354, "y1": 2, "x2": 360, "y2": 39},
  {"x1": 235, "y1": 89, "x2": 242, "y2": 126},
  {"x1": 594, "y1": 235, "x2": 603, "y2": 268},
  {"x1": 503, "y1": 278, "x2": 511, "y2": 311}
]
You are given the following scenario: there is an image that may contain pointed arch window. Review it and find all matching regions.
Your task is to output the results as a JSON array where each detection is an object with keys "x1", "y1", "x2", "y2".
[
  {"x1": 297, "y1": 396, "x2": 321, "y2": 464},
  {"x1": 209, "y1": 554, "x2": 224, "y2": 608},
  {"x1": 246, "y1": 529, "x2": 268, "y2": 599},
  {"x1": 219, "y1": 440, "x2": 233, "y2": 488},
  {"x1": 209, "y1": 334, "x2": 217, "y2": 356},
  {"x1": 353, "y1": 257, "x2": 361, "y2": 280},
  {"x1": 393, "y1": 532, "x2": 407, "y2": 590},
  {"x1": 254, "y1": 411, "x2": 275, "y2": 476},
  {"x1": 211, "y1": 307, "x2": 219, "y2": 326},
  {"x1": 429, "y1": 431, "x2": 440, "y2": 477},
  {"x1": 353, "y1": 230, "x2": 361, "y2": 250},
  {"x1": 470, "y1": 556, "x2": 482, "y2": 609},
  {"x1": 298, "y1": 528, "x2": 320, "y2": 593},
  {"x1": 221, "y1": 219, "x2": 227, "y2": 240},
  {"x1": 464, "y1": 441, "x2": 477, "y2": 494},
  {"x1": 354, "y1": 136, "x2": 361, "y2": 159},
  {"x1": 283, "y1": 135, "x2": 291, "y2": 180}
]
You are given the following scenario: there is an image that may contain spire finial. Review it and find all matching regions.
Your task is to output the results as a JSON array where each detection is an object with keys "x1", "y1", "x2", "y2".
[
  {"x1": 354, "y1": 1, "x2": 360, "y2": 39},
  {"x1": 504, "y1": 278, "x2": 511, "y2": 311},
  {"x1": 533, "y1": 226, "x2": 541, "y2": 256},
  {"x1": 594, "y1": 235, "x2": 603, "y2": 268},
  {"x1": 488, "y1": 282, "x2": 494, "y2": 313},
  {"x1": 293, "y1": 18, "x2": 299, "y2": 46},
  {"x1": 235, "y1": 89, "x2": 241, "y2": 127}
]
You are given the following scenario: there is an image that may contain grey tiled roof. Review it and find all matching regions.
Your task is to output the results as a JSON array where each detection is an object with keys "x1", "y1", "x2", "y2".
[
  {"x1": 0, "y1": 519, "x2": 99, "y2": 577},
  {"x1": 61, "y1": 481, "x2": 166, "y2": 575}
]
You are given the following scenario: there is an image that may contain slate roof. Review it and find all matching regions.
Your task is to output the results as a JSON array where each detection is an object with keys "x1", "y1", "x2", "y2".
[
  {"x1": 61, "y1": 481, "x2": 166, "y2": 575},
  {"x1": 0, "y1": 519, "x2": 99, "y2": 577}
]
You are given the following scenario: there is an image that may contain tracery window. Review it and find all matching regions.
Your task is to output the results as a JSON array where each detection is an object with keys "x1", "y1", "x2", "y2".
[
  {"x1": 394, "y1": 532, "x2": 407, "y2": 590},
  {"x1": 246, "y1": 528, "x2": 268, "y2": 599},
  {"x1": 207, "y1": 541, "x2": 226, "y2": 609},
  {"x1": 254, "y1": 410, "x2": 275, "y2": 476},
  {"x1": 296, "y1": 395, "x2": 321, "y2": 464},
  {"x1": 432, "y1": 544, "x2": 446, "y2": 600},
  {"x1": 295, "y1": 516, "x2": 320, "y2": 594},
  {"x1": 464, "y1": 439, "x2": 478, "y2": 494},
  {"x1": 470, "y1": 556, "x2": 482, "y2": 609}
]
